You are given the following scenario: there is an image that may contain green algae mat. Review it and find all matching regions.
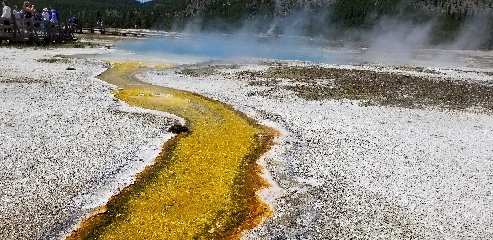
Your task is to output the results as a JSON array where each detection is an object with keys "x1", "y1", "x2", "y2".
[{"x1": 69, "y1": 62, "x2": 276, "y2": 239}]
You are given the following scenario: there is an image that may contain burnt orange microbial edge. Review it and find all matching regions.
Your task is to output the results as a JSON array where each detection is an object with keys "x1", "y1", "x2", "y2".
[{"x1": 67, "y1": 62, "x2": 278, "y2": 239}]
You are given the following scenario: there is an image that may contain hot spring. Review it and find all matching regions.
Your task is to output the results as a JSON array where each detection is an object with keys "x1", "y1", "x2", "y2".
[
  {"x1": 112, "y1": 32, "x2": 363, "y2": 65},
  {"x1": 109, "y1": 31, "x2": 493, "y2": 69}
]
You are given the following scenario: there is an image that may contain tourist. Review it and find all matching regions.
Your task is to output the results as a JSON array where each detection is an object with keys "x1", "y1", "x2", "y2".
[
  {"x1": 23, "y1": 1, "x2": 35, "y2": 19},
  {"x1": 41, "y1": 8, "x2": 48, "y2": 18},
  {"x1": 12, "y1": 5, "x2": 20, "y2": 27},
  {"x1": 41, "y1": 7, "x2": 49, "y2": 31},
  {"x1": 1, "y1": 0, "x2": 11, "y2": 32},
  {"x1": 49, "y1": 5, "x2": 57, "y2": 23}
]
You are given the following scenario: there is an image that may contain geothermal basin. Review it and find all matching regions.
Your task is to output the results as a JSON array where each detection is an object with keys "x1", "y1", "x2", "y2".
[{"x1": 1, "y1": 32, "x2": 493, "y2": 239}]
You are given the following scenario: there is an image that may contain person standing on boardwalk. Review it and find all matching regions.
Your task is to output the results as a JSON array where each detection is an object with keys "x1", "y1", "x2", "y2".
[
  {"x1": 12, "y1": 5, "x2": 20, "y2": 26},
  {"x1": 49, "y1": 5, "x2": 57, "y2": 23},
  {"x1": 1, "y1": 0, "x2": 12, "y2": 32},
  {"x1": 23, "y1": 1, "x2": 34, "y2": 19},
  {"x1": 41, "y1": 7, "x2": 49, "y2": 32}
]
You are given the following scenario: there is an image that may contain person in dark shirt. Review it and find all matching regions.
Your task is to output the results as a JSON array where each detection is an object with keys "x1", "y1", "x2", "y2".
[
  {"x1": 49, "y1": 5, "x2": 58, "y2": 23},
  {"x1": 23, "y1": 1, "x2": 35, "y2": 19}
]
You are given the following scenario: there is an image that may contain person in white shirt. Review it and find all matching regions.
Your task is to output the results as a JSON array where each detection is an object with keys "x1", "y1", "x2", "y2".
[
  {"x1": 41, "y1": 8, "x2": 49, "y2": 21},
  {"x1": 2, "y1": 0, "x2": 12, "y2": 32},
  {"x1": 41, "y1": 7, "x2": 49, "y2": 31}
]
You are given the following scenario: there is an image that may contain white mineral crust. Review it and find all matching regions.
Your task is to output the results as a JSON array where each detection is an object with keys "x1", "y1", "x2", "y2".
[
  {"x1": 2, "y1": 45, "x2": 493, "y2": 239},
  {"x1": 0, "y1": 47, "x2": 181, "y2": 240},
  {"x1": 140, "y1": 60, "x2": 493, "y2": 239}
]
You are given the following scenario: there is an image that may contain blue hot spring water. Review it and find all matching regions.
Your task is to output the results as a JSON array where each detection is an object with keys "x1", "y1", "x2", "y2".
[
  {"x1": 116, "y1": 32, "x2": 354, "y2": 64},
  {"x1": 110, "y1": 32, "x2": 489, "y2": 68}
]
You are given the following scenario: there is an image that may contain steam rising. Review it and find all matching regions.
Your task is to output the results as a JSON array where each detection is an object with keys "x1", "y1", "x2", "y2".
[{"x1": 119, "y1": 5, "x2": 493, "y2": 67}]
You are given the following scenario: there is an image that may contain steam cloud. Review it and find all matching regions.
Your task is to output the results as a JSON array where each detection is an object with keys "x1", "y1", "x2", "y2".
[{"x1": 124, "y1": 4, "x2": 493, "y2": 66}]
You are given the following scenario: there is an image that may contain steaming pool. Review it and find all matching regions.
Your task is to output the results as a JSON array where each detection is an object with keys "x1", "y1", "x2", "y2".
[{"x1": 111, "y1": 31, "x2": 493, "y2": 69}]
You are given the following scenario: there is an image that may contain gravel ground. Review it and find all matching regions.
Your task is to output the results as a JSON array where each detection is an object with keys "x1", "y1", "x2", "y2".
[
  {"x1": 140, "y1": 60, "x2": 493, "y2": 239},
  {"x1": 0, "y1": 47, "x2": 181, "y2": 240}
]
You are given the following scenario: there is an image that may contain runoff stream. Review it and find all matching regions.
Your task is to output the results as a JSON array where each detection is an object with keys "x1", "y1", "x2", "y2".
[{"x1": 68, "y1": 61, "x2": 277, "y2": 239}]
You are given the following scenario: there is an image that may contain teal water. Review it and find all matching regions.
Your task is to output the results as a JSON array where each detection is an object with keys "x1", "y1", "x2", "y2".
[
  {"x1": 115, "y1": 32, "x2": 355, "y2": 64},
  {"x1": 114, "y1": 32, "x2": 493, "y2": 68}
]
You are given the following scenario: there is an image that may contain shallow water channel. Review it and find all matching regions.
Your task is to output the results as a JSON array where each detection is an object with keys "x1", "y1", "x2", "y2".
[{"x1": 68, "y1": 62, "x2": 276, "y2": 239}]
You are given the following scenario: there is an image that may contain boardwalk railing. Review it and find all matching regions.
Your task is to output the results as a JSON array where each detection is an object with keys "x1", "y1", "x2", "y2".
[{"x1": 0, "y1": 17, "x2": 76, "y2": 43}]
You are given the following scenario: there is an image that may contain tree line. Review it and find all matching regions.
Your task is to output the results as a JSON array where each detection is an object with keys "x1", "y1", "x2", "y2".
[{"x1": 18, "y1": 0, "x2": 493, "y2": 48}]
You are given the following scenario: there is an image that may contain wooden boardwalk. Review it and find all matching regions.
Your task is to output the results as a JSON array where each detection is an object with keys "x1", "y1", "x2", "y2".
[
  {"x1": 104, "y1": 28, "x2": 147, "y2": 37},
  {"x1": 0, "y1": 17, "x2": 76, "y2": 44},
  {"x1": 75, "y1": 25, "x2": 147, "y2": 37}
]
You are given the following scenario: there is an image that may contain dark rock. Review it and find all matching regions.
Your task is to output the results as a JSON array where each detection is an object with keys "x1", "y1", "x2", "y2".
[
  {"x1": 168, "y1": 124, "x2": 189, "y2": 134},
  {"x1": 66, "y1": 67, "x2": 76, "y2": 70}
]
